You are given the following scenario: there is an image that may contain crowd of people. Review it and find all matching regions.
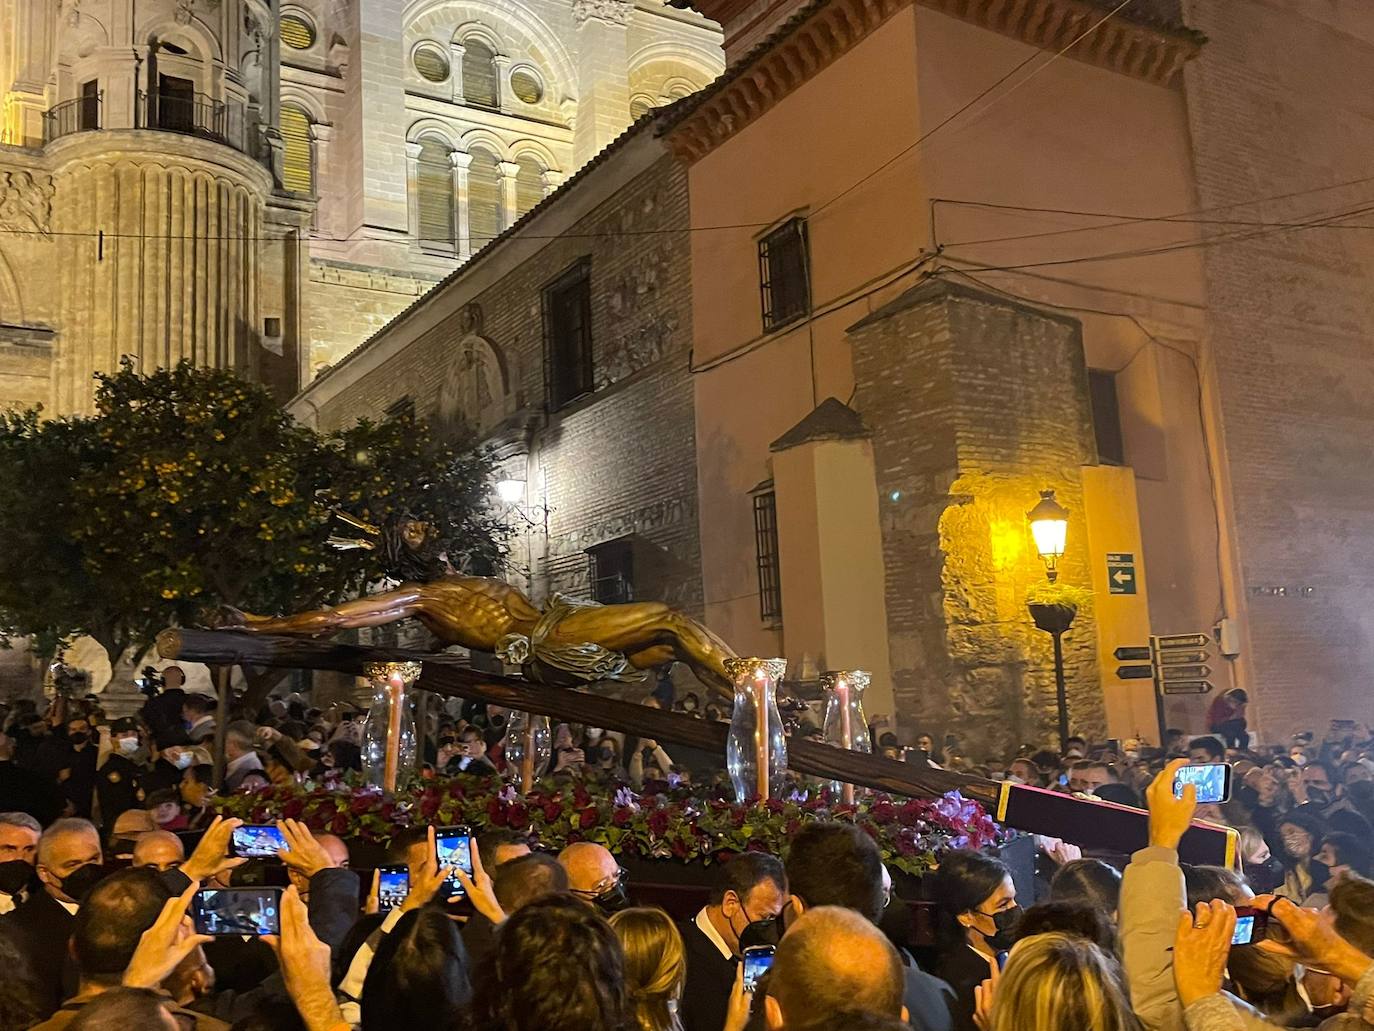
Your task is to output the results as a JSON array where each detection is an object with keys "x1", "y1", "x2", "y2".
[{"x1": 0, "y1": 670, "x2": 1373, "y2": 1030}]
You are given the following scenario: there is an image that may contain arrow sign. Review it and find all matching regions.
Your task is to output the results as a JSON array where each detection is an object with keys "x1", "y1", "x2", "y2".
[
  {"x1": 1162, "y1": 664, "x2": 1212, "y2": 680},
  {"x1": 1162, "y1": 679, "x2": 1214, "y2": 695},
  {"x1": 1157, "y1": 633, "x2": 1210, "y2": 649},
  {"x1": 1114, "y1": 646, "x2": 1151, "y2": 662},
  {"x1": 1111, "y1": 568, "x2": 1133, "y2": 587},
  {"x1": 1116, "y1": 664, "x2": 1153, "y2": 680},
  {"x1": 1156, "y1": 650, "x2": 1208, "y2": 665}
]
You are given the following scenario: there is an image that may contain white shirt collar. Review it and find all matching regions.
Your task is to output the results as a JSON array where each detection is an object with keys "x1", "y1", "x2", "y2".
[
  {"x1": 57, "y1": 898, "x2": 79, "y2": 915},
  {"x1": 695, "y1": 906, "x2": 733, "y2": 962}
]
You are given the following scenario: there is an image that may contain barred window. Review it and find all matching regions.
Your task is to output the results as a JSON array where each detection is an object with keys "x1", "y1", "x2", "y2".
[
  {"x1": 752, "y1": 487, "x2": 782, "y2": 623},
  {"x1": 279, "y1": 104, "x2": 313, "y2": 194},
  {"x1": 467, "y1": 147, "x2": 502, "y2": 252},
  {"x1": 414, "y1": 45, "x2": 451, "y2": 83},
  {"x1": 587, "y1": 537, "x2": 634, "y2": 604},
  {"x1": 280, "y1": 14, "x2": 315, "y2": 49},
  {"x1": 515, "y1": 154, "x2": 544, "y2": 218},
  {"x1": 462, "y1": 39, "x2": 500, "y2": 108},
  {"x1": 544, "y1": 259, "x2": 593, "y2": 410},
  {"x1": 758, "y1": 217, "x2": 810, "y2": 332},
  {"x1": 415, "y1": 138, "x2": 455, "y2": 252}
]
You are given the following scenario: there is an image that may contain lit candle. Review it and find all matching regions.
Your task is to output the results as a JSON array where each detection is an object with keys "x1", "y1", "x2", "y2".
[
  {"x1": 836, "y1": 677, "x2": 854, "y2": 805},
  {"x1": 383, "y1": 672, "x2": 403, "y2": 791},
  {"x1": 521, "y1": 716, "x2": 536, "y2": 794},
  {"x1": 754, "y1": 671, "x2": 770, "y2": 800}
]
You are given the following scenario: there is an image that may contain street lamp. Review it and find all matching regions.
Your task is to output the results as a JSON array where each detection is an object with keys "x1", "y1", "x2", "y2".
[
  {"x1": 1027, "y1": 489, "x2": 1069, "y2": 582},
  {"x1": 1026, "y1": 487, "x2": 1075, "y2": 755},
  {"x1": 495, "y1": 478, "x2": 525, "y2": 504}
]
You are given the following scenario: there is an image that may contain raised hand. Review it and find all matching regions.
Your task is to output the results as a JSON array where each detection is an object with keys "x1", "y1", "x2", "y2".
[
  {"x1": 1173, "y1": 900, "x2": 1237, "y2": 1007},
  {"x1": 123, "y1": 881, "x2": 212, "y2": 989},
  {"x1": 1146, "y1": 759, "x2": 1197, "y2": 850},
  {"x1": 182, "y1": 816, "x2": 247, "y2": 883}
]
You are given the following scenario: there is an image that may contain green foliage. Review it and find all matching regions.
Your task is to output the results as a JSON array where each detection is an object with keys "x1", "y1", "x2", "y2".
[
  {"x1": 1025, "y1": 581, "x2": 1094, "y2": 613},
  {"x1": 0, "y1": 359, "x2": 508, "y2": 664}
]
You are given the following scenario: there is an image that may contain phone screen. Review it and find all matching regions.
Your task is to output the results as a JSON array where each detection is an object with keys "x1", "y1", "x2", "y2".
[
  {"x1": 191, "y1": 887, "x2": 282, "y2": 936},
  {"x1": 230, "y1": 824, "x2": 289, "y2": 859},
  {"x1": 742, "y1": 946, "x2": 774, "y2": 992},
  {"x1": 1231, "y1": 907, "x2": 1267, "y2": 946},
  {"x1": 436, "y1": 828, "x2": 473, "y2": 897},
  {"x1": 1232, "y1": 913, "x2": 1256, "y2": 945},
  {"x1": 378, "y1": 865, "x2": 410, "y2": 912},
  {"x1": 1174, "y1": 763, "x2": 1231, "y2": 804}
]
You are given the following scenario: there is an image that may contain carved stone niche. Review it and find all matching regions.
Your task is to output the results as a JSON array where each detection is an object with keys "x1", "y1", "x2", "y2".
[{"x1": 436, "y1": 302, "x2": 513, "y2": 437}]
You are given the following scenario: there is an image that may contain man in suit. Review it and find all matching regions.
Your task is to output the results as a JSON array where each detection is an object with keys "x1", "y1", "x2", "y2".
[
  {"x1": 182, "y1": 694, "x2": 217, "y2": 746},
  {"x1": 679, "y1": 851, "x2": 788, "y2": 1031},
  {"x1": 0, "y1": 817, "x2": 103, "y2": 1017},
  {"x1": 96, "y1": 718, "x2": 147, "y2": 830},
  {"x1": 33, "y1": 718, "x2": 99, "y2": 819},
  {"x1": 782, "y1": 823, "x2": 955, "y2": 1031}
]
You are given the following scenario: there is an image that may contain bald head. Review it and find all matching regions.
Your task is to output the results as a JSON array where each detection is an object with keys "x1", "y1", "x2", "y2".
[
  {"x1": 766, "y1": 906, "x2": 905, "y2": 1031},
  {"x1": 556, "y1": 842, "x2": 619, "y2": 893},
  {"x1": 132, "y1": 831, "x2": 185, "y2": 873},
  {"x1": 317, "y1": 834, "x2": 350, "y2": 868}
]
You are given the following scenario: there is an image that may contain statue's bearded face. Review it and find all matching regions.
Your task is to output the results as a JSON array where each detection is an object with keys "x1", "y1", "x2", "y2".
[{"x1": 400, "y1": 520, "x2": 434, "y2": 551}]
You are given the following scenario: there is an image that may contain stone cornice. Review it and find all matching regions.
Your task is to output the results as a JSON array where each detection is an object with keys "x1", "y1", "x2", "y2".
[{"x1": 665, "y1": 0, "x2": 1203, "y2": 164}]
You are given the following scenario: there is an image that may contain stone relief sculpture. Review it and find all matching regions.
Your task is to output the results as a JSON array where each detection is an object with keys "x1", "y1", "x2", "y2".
[{"x1": 0, "y1": 172, "x2": 55, "y2": 234}]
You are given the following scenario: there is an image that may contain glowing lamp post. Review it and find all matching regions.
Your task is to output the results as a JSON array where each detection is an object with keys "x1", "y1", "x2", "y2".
[{"x1": 1026, "y1": 489, "x2": 1076, "y2": 755}]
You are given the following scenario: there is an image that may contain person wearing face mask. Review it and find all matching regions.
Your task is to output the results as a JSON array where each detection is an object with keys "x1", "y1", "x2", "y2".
[
  {"x1": 678, "y1": 852, "x2": 788, "y2": 1031},
  {"x1": 1276, "y1": 808, "x2": 1330, "y2": 903},
  {"x1": 0, "y1": 811, "x2": 41, "y2": 914},
  {"x1": 95, "y1": 718, "x2": 147, "y2": 830},
  {"x1": 929, "y1": 849, "x2": 1020, "y2": 1031},
  {"x1": 1239, "y1": 825, "x2": 1287, "y2": 896},
  {"x1": 557, "y1": 841, "x2": 632, "y2": 916},
  {"x1": 34, "y1": 717, "x2": 100, "y2": 819},
  {"x1": 0, "y1": 817, "x2": 104, "y2": 1016}
]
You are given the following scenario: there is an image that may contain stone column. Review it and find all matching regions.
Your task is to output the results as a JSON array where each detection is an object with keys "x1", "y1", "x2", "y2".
[
  {"x1": 571, "y1": 0, "x2": 633, "y2": 168},
  {"x1": 448, "y1": 41, "x2": 466, "y2": 103},
  {"x1": 312, "y1": 122, "x2": 334, "y2": 228},
  {"x1": 493, "y1": 54, "x2": 512, "y2": 113},
  {"x1": 404, "y1": 140, "x2": 424, "y2": 243},
  {"x1": 453, "y1": 150, "x2": 473, "y2": 259},
  {"x1": 847, "y1": 278, "x2": 1102, "y2": 752},
  {"x1": 541, "y1": 169, "x2": 565, "y2": 198},
  {"x1": 497, "y1": 159, "x2": 520, "y2": 231}
]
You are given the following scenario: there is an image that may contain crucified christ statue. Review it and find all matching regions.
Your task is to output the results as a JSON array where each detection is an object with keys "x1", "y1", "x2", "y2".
[{"x1": 229, "y1": 575, "x2": 738, "y2": 696}]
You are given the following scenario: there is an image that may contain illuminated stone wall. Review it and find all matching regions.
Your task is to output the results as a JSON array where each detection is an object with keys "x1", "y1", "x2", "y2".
[{"x1": 849, "y1": 278, "x2": 1103, "y2": 754}]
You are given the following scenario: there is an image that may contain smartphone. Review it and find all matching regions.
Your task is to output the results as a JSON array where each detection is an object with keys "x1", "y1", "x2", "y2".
[
  {"x1": 229, "y1": 824, "x2": 289, "y2": 859},
  {"x1": 1231, "y1": 905, "x2": 1269, "y2": 946},
  {"x1": 435, "y1": 826, "x2": 474, "y2": 898},
  {"x1": 191, "y1": 887, "x2": 282, "y2": 936},
  {"x1": 1174, "y1": 763, "x2": 1232, "y2": 804},
  {"x1": 742, "y1": 944, "x2": 775, "y2": 992},
  {"x1": 377, "y1": 865, "x2": 410, "y2": 912}
]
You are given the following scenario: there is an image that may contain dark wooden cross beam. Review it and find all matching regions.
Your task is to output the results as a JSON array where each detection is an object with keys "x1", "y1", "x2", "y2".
[{"x1": 157, "y1": 628, "x2": 1235, "y2": 865}]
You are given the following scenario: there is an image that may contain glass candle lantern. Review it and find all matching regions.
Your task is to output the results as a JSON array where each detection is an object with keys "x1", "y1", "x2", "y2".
[
  {"x1": 724, "y1": 657, "x2": 788, "y2": 802},
  {"x1": 820, "y1": 670, "x2": 873, "y2": 804},
  {"x1": 503, "y1": 711, "x2": 551, "y2": 793},
  {"x1": 361, "y1": 662, "x2": 421, "y2": 791}
]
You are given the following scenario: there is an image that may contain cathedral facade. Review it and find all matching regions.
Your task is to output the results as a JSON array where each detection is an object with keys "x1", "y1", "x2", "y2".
[{"x1": 0, "y1": 0, "x2": 723, "y2": 413}]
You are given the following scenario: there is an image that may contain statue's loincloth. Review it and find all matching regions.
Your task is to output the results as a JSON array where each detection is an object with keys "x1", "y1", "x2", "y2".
[{"x1": 495, "y1": 593, "x2": 648, "y2": 686}]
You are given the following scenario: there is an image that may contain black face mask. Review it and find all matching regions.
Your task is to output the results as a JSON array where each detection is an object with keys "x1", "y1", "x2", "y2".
[
  {"x1": 60, "y1": 862, "x2": 109, "y2": 903},
  {"x1": 1307, "y1": 788, "x2": 1332, "y2": 806},
  {"x1": 1247, "y1": 857, "x2": 1286, "y2": 895},
  {"x1": 591, "y1": 880, "x2": 632, "y2": 916},
  {"x1": 978, "y1": 906, "x2": 1022, "y2": 952},
  {"x1": 0, "y1": 859, "x2": 34, "y2": 895},
  {"x1": 68, "y1": 732, "x2": 89, "y2": 746},
  {"x1": 738, "y1": 916, "x2": 782, "y2": 952}
]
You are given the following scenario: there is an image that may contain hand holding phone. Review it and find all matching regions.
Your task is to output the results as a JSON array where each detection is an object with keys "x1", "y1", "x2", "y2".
[
  {"x1": 230, "y1": 824, "x2": 290, "y2": 859},
  {"x1": 191, "y1": 887, "x2": 282, "y2": 936},
  {"x1": 742, "y1": 945, "x2": 774, "y2": 993},
  {"x1": 1174, "y1": 763, "x2": 1232, "y2": 804},
  {"x1": 435, "y1": 826, "x2": 474, "y2": 899},
  {"x1": 377, "y1": 865, "x2": 411, "y2": 912},
  {"x1": 1231, "y1": 906, "x2": 1269, "y2": 946}
]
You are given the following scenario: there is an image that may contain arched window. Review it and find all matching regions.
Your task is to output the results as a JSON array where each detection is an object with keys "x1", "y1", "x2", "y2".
[
  {"x1": 466, "y1": 147, "x2": 502, "y2": 252},
  {"x1": 515, "y1": 154, "x2": 544, "y2": 218},
  {"x1": 630, "y1": 96, "x2": 654, "y2": 120},
  {"x1": 280, "y1": 104, "x2": 313, "y2": 193},
  {"x1": 462, "y1": 40, "x2": 500, "y2": 108},
  {"x1": 415, "y1": 138, "x2": 456, "y2": 252}
]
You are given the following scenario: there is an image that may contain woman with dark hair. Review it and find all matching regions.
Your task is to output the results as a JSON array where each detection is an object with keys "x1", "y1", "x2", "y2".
[
  {"x1": 1049, "y1": 859, "x2": 1123, "y2": 916},
  {"x1": 472, "y1": 895, "x2": 632, "y2": 1031},
  {"x1": 928, "y1": 850, "x2": 1020, "y2": 1031},
  {"x1": 1274, "y1": 806, "x2": 1330, "y2": 902},
  {"x1": 361, "y1": 908, "x2": 473, "y2": 1031}
]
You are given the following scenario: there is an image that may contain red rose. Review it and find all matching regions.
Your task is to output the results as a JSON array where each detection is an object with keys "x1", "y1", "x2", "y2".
[
  {"x1": 282, "y1": 798, "x2": 305, "y2": 820},
  {"x1": 573, "y1": 786, "x2": 592, "y2": 808},
  {"x1": 330, "y1": 814, "x2": 349, "y2": 835},
  {"x1": 255, "y1": 786, "x2": 276, "y2": 801},
  {"x1": 350, "y1": 794, "x2": 375, "y2": 815},
  {"x1": 543, "y1": 801, "x2": 563, "y2": 822},
  {"x1": 448, "y1": 781, "x2": 466, "y2": 799},
  {"x1": 420, "y1": 794, "x2": 441, "y2": 819},
  {"x1": 647, "y1": 810, "x2": 670, "y2": 836},
  {"x1": 507, "y1": 804, "x2": 529, "y2": 828},
  {"x1": 579, "y1": 808, "x2": 598, "y2": 829},
  {"x1": 765, "y1": 799, "x2": 784, "y2": 814},
  {"x1": 870, "y1": 801, "x2": 896, "y2": 825},
  {"x1": 612, "y1": 807, "x2": 632, "y2": 827},
  {"x1": 671, "y1": 838, "x2": 690, "y2": 858},
  {"x1": 487, "y1": 799, "x2": 507, "y2": 827},
  {"x1": 731, "y1": 809, "x2": 746, "y2": 829}
]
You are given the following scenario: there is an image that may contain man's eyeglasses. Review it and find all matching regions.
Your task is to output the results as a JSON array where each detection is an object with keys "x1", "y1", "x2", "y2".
[{"x1": 572, "y1": 866, "x2": 628, "y2": 898}]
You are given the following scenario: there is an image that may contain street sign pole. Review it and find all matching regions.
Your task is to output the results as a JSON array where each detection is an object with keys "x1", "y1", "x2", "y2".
[{"x1": 1149, "y1": 636, "x2": 1168, "y2": 749}]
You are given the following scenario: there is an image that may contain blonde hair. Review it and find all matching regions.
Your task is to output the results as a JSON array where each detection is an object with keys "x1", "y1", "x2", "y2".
[
  {"x1": 608, "y1": 907, "x2": 685, "y2": 1031},
  {"x1": 991, "y1": 933, "x2": 1142, "y2": 1031}
]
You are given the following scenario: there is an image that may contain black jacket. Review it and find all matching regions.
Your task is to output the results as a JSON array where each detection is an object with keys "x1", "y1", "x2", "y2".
[
  {"x1": 901, "y1": 951, "x2": 957, "y2": 1031},
  {"x1": 95, "y1": 754, "x2": 145, "y2": 827},
  {"x1": 0, "y1": 888, "x2": 79, "y2": 1018},
  {"x1": 34, "y1": 740, "x2": 97, "y2": 819},
  {"x1": 0, "y1": 760, "x2": 65, "y2": 826},
  {"x1": 933, "y1": 945, "x2": 994, "y2": 1031},
  {"x1": 679, "y1": 915, "x2": 735, "y2": 1031}
]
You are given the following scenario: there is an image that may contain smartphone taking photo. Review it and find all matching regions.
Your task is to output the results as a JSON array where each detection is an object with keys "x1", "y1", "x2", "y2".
[
  {"x1": 377, "y1": 865, "x2": 410, "y2": 912},
  {"x1": 191, "y1": 887, "x2": 282, "y2": 936},
  {"x1": 1174, "y1": 763, "x2": 1232, "y2": 804},
  {"x1": 435, "y1": 826, "x2": 474, "y2": 898},
  {"x1": 1231, "y1": 905, "x2": 1269, "y2": 946},
  {"x1": 742, "y1": 945, "x2": 775, "y2": 992},
  {"x1": 229, "y1": 824, "x2": 289, "y2": 859}
]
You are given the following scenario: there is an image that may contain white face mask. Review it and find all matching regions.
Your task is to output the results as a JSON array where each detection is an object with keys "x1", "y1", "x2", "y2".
[
  {"x1": 173, "y1": 752, "x2": 194, "y2": 770},
  {"x1": 586, "y1": 728, "x2": 603, "y2": 742},
  {"x1": 117, "y1": 736, "x2": 140, "y2": 755}
]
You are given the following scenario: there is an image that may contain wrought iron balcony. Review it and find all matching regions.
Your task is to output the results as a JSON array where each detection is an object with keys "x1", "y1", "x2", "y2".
[
  {"x1": 43, "y1": 93, "x2": 101, "y2": 143},
  {"x1": 136, "y1": 91, "x2": 246, "y2": 152}
]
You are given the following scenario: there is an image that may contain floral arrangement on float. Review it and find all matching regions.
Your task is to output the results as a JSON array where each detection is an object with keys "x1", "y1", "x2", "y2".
[{"x1": 211, "y1": 775, "x2": 1006, "y2": 876}]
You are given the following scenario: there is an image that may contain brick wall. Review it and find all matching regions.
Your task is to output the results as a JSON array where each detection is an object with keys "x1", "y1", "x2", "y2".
[
  {"x1": 312, "y1": 154, "x2": 703, "y2": 617},
  {"x1": 1181, "y1": 1, "x2": 1374, "y2": 732},
  {"x1": 851, "y1": 279, "x2": 1103, "y2": 753}
]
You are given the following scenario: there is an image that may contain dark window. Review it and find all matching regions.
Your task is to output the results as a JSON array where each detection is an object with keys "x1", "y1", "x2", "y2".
[
  {"x1": 158, "y1": 74, "x2": 195, "y2": 133},
  {"x1": 1089, "y1": 369, "x2": 1126, "y2": 466},
  {"x1": 462, "y1": 39, "x2": 500, "y2": 108},
  {"x1": 78, "y1": 80, "x2": 99, "y2": 131},
  {"x1": 587, "y1": 538, "x2": 634, "y2": 604},
  {"x1": 544, "y1": 260, "x2": 593, "y2": 410},
  {"x1": 752, "y1": 487, "x2": 782, "y2": 623},
  {"x1": 385, "y1": 396, "x2": 415, "y2": 421},
  {"x1": 758, "y1": 217, "x2": 810, "y2": 332}
]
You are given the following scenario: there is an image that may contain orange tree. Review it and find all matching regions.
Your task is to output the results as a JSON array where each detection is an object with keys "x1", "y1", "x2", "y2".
[{"x1": 0, "y1": 359, "x2": 507, "y2": 705}]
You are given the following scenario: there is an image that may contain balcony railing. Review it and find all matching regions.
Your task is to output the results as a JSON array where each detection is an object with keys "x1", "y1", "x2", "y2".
[
  {"x1": 44, "y1": 93, "x2": 101, "y2": 143},
  {"x1": 136, "y1": 91, "x2": 246, "y2": 152}
]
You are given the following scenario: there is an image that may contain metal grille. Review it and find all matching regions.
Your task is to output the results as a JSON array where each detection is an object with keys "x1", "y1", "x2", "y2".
[
  {"x1": 544, "y1": 260, "x2": 593, "y2": 410},
  {"x1": 758, "y1": 218, "x2": 810, "y2": 332},
  {"x1": 467, "y1": 148, "x2": 502, "y2": 252},
  {"x1": 414, "y1": 46, "x2": 450, "y2": 83},
  {"x1": 510, "y1": 70, "x2": 543, "y2": 104},
  {"x1": 280, "y1": 15, "x2": 316, "y2": 50},
  {"x1": 514, "y1": 155, "x2": 543, "y2": 218},
  {"x1": 462, "y1": 40, "x2": 500, "y2": 108},
  {"x1": 753, "y1": 489, "x2": 782, "y2": 623},
  {"x1": 588, "y1": 539, "x2": 634, "y2": 604},
  {"x1": 415, "y1": 139, "x2": 455, "y2": 252},
  {"x1": 279, "y1": 104, "x2": 313, "y2": 194}
]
